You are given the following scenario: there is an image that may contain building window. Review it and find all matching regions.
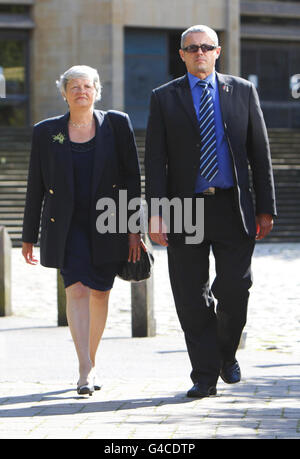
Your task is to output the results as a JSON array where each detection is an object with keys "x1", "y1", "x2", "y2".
[
  {"x1": 0, "y1": 5, "x2": 30, "y2": 14},
  {"x1": 0, "y1": 31, "x2": 29, "y2": 126},
  {"x1": 241, "y1": 40, "x2": 300, "y2": 128}
]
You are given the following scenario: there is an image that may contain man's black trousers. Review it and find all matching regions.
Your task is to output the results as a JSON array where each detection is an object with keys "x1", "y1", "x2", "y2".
[{"x1": 167, "y1": 188, "x2": 256, "y2": 385}]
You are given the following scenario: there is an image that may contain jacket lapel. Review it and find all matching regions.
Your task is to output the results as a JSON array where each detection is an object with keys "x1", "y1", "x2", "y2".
[
  {"x1": 91, "y1": 110, "x2": 112, "y2": 196},
  {"x1": 216, "y1": 72, "x2": 233, "y2": 130},
  {"x1": 47, "y1": 112, "x2": 74, "y2": 198},
  {"x1": 173, "y1": 72, "x2": 235, "y2": 141},
  {"x1": 174, "y1": 74, "x2": 200, "y2": 137}
]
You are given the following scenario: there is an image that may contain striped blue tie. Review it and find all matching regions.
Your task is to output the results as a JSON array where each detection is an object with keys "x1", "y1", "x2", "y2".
[{"x1": 197, "y1": 81, "x2": 218, "y2": 182}]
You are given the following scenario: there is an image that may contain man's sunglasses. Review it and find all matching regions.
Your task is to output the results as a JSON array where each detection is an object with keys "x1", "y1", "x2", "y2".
[{"x1": 182, "y1": 44, "x2": 218, "y2": 54}]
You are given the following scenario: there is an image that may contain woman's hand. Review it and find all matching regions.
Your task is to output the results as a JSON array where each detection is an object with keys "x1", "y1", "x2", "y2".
[
  {"x1": 22, "y1": 242, "x2": 38, "y2": 265},
  {"x1": 128, "y1": 233, "x2": 146, "y2": 263}
]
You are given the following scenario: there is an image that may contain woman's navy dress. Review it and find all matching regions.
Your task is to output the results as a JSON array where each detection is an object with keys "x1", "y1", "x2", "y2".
[{"x1": 60, "y1": 137, "x2": 120, "y2": 291}]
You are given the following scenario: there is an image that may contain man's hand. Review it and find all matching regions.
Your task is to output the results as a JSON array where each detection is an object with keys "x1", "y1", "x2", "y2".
[
  {"x1": 149, "y1": 216, "x2": 168, "y2": 247},
  {"x1": 255, "y1": 213, "x2": 274, "y2": 240}
]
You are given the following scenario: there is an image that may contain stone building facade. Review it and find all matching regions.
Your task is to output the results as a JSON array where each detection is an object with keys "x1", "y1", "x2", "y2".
[{"x1": 0, "y1": 0, "x2": 299, "y2": 128}]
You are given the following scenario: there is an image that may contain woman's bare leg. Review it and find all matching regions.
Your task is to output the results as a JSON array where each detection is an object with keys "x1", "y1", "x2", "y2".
[
  {"x1": 65, "y1": 282, "x2": 92, "y2": 386},
  {"x1": 89, "y1": 289, "x2": 111, "y2": 370}
]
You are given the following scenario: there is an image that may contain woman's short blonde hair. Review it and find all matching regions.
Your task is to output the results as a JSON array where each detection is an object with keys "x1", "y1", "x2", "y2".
[{"x1": 56, "y1": 65, "x2": 102, "y2": 101}]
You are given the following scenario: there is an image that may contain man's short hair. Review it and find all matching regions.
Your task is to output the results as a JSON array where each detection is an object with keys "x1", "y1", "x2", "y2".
[{"x1": 181, "y1": 25, "x2": 219, "y2": 49}]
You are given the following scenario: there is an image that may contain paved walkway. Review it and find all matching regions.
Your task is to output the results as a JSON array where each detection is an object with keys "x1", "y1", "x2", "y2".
[{"x1": 0, "y1": 243, "x2": 299, "y2": 439}]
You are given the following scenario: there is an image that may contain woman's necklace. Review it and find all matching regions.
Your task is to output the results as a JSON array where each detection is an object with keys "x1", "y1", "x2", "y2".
[{"x1": 69, "y1": 119, "x2": 93, "y2": 128}]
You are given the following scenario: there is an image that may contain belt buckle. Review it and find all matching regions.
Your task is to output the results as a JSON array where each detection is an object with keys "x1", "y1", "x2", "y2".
[{"x1": 202, "y1": 187, "x2": 215, "y2": 196}]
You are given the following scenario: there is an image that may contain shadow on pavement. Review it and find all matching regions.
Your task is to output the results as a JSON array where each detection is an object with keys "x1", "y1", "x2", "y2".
[{"x1": 0, "y1": 389, "x2": 194, "y2": 417}]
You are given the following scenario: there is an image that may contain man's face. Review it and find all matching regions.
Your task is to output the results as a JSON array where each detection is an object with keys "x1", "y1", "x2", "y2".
[{"x1": 179, "y1": 32, "x2": 221, "y2": 79}]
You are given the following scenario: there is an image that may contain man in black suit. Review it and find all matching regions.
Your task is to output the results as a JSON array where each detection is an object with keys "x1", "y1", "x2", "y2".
[{"x1": 145, "y1": 25, "x2": 276, "y2": 397}]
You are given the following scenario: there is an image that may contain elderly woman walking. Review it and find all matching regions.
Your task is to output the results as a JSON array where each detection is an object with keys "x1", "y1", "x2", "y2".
[{"x1": 22, "y1": 65, "x2": 141, "y2": 395}]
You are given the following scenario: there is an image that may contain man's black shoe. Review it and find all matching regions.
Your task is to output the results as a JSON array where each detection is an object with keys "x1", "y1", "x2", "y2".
[
  {"x1": 220, "y1": 360, "x2": 241, "y2": 384},
  {"x1": 186, "y1": 382, "x2": 217, "y2": 398}
]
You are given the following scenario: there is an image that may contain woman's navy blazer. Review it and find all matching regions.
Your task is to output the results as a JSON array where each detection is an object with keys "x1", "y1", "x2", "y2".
[{"x1": 22, "y1": 109, "x2": 141, "y2": 268}]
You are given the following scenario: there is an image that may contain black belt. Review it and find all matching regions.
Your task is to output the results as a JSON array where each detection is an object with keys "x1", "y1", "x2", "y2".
[{"x1": 195, "y1": 187, "x2": 234, "y2": 196}]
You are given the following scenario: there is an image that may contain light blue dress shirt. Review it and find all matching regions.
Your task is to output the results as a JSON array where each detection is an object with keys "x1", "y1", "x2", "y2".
[{"x1": 188, "y1": 71, "x2": 234, "y2": 192}]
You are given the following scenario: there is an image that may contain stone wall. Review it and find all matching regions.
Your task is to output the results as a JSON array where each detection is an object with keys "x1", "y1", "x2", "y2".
[
  {"x1": 31, "y1": 0, "x2": 114, "y2": 122},
  {"x1": 30, "y1": 0, "x2": 239, "y2": 122}
]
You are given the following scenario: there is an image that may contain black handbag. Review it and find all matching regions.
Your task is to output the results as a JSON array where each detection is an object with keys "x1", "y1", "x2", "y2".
[{"x1": 117, "y1": 240, "x2": 154, "y2": 282}]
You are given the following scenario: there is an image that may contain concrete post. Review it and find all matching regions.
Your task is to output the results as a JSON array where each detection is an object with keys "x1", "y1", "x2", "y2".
[
  {"x1": 131, "y1": 273, "x2": 156, "y2": 337},
  {"x1": 0, "y1": 226, "x2": 12, "y2": 317},
  {"x1": 221, "y1": 0, "x2": 241, "y2": 76},
  {"x1": 57, "y1": 270, "x2": 67, "y2": 326},
  {"x1": 131, "y1": 230, "x2": 156, "y2": 337}
]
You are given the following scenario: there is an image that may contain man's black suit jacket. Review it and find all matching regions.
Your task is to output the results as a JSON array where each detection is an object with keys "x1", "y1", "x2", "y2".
[
  {"x1": 22, "y1": 110, "x2": 141, "y2": 268},
  {"x1": 145, "y1": 72, "x2": 277, "y2": 239}
]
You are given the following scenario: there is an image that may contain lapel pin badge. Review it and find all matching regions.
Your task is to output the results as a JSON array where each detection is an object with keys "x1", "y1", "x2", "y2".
[{"x1": 223, "y1": 84, "x2": 233, "y2": 94}]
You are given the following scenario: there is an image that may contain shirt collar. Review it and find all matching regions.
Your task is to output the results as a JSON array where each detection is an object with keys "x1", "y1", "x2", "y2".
[{"x1": 188, "y1": 71, "x2": 216, "y2": 90}]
